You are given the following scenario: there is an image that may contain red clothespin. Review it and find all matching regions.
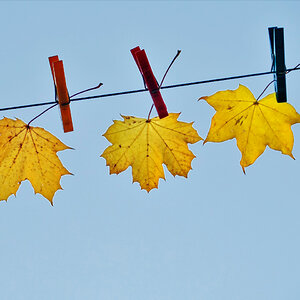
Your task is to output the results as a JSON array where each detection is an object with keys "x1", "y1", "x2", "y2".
[
  {"x1": 131, "y1": 46, "x2": 168, "y2": 119},
  {"x1": 48, "y1": 55, "x2": 74, "y2": 132}
]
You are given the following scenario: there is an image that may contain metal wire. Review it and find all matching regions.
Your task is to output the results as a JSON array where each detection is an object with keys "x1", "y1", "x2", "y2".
[{"x1": 1, "y1": 67, "x2": 299, "y2": 112}]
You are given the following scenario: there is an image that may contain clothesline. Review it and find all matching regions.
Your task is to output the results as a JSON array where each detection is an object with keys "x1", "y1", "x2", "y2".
[{"x1": 1, "y1": 66, "x2": 299, "y2": 112}]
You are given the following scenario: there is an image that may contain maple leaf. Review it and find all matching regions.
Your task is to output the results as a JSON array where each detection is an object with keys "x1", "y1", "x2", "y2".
[
  {"x1": 0, "y1": 118, "x2": 71, "y2": 204},
  {"x1": 200, "y1": 84, "x2": 300, "y2": 171},
  {"x1": 101, "y1": 113, "x2": 202, "y2": 191}
]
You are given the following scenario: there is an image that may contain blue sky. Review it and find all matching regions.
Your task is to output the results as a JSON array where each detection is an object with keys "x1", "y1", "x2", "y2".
[{"x1": 0, "y1": 1, "x2": 300, "y2": 299}]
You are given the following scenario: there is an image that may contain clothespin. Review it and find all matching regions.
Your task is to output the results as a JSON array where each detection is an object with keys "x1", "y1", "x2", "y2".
[
  {"x1": 268, "y1": 27, "x2": 287, "y2": 103},
  {"x1": 48, "y1": 55, "x2": 74, "y2": 132},
  {"x1": 131, "y1": 46, "x2": 168, "y2": 118}
]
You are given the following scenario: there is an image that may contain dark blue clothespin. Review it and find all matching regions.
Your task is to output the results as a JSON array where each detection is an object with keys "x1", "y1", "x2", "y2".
[{"x1": 268, "y1": 27, "x2": 287, "y2": 103}]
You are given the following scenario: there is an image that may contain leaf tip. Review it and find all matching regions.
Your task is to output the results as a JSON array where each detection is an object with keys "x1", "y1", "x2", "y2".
[
  {"x1": 290, "y1": 153, "x2": 296, "y2": 160},
  {"x1": 198, "y1": 96, "x2": 207, "y2": 101},
  {"x1": 242, "y1": 166, "x2": 246, "y2": 175}
]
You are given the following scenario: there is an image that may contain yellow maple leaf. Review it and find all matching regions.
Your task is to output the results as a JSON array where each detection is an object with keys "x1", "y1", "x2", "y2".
[
  {"x1": 101, "y1": 113, "x2": 202, "y2": 191},
  {"x1": 0, "y1": 118, "x2": 71, "y2": 204},
  {"x1": 200, "y1": 84, "x2": 300, "y2": 171}
]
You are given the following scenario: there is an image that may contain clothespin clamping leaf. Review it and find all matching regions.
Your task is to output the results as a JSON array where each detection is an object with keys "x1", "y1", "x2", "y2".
[
  {"x1": 268, "y1": 26, "x2": 287, "y2": 103},
  {"x1": 48, "y1": 55, "x2": 74, "y2": 132},
  {"x1": 131, "y1": 46, "x2": 168, "y2": 119}
]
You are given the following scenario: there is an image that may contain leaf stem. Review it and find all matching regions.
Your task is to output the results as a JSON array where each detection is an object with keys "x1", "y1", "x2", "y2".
[
  {"x1": 147, "y1": 104, "x2": 154, "y2": 120},
  {"x1": 147, "y1": 50, "x2": 181, "y2": 120},
  {"x1": 70, "y1": 82, "x2": 103, "y2": 98},
  {"x1": 159, "y1": 50, "x2": 181, "y2": 88},
  {"x1": 286, "y1": 63, "x2": 300, "y2": 74},
  {"x1": 27, "y1": 103, "x2": 58, "y2": 126},
  {"x1": 257, "y1": 63, "x2": 300, "y2": 102},
  {"x1": 27, "y1": 82, "x2": 103, "y2": 126},
  {"x1": 256, "y1": 80, "x2": 275, "y2": 101}
]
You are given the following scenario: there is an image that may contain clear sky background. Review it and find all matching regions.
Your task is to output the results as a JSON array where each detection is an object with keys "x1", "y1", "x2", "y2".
[{"x1": 0, "y1": 1, "x2": 300, "y2": 299}]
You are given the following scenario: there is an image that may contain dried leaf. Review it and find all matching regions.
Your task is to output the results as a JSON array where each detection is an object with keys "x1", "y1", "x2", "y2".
[
  {"x1": 101, "y1": 113, "x2": 202, "y2": 191},
  {"x1": 0, "y1": 118, "x2": 71, "y2": 204},
  {"x1": 200, "y1": 85, "x2": 300, "y2": 170}
]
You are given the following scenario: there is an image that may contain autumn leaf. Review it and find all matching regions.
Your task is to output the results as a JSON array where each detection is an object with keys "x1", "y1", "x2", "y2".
[
  {"x1": 101, "y1": 113, "x2": 202, "y2": 191},
  {"x1": 0, "y1": 118, "x2": 71, "y2": 204},
  {"x1": 200, "y1": 84, "x2": 300, "y2": 171}
]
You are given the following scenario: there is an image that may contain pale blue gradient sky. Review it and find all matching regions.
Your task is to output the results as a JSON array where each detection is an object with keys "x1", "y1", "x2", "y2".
[{"x1": 0, "y1": 1, "x2": 300, "y2": 300}]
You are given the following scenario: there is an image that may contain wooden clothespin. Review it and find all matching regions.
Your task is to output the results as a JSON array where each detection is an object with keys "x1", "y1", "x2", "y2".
[
  {"x1": 131, "y1": 46, "x2": 168, "y2": 119},
  {"x1": 268, "y1": 27, "x2": 287, "y2": 103},
  {"x1": 48, "y1": 55, "x2": 74, "y2": 132}
]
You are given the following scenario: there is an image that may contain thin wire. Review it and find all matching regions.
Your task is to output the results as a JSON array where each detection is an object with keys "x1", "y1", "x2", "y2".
[
  {"x1": 0, "y1": 101, "x2": 56, "y2": 111},
  {"x1": 1, "y1": 67, "x2": 300, "y2": 112},
  {"x1": 286, "y1": 64, "x2": 300, "y2": 74}
]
